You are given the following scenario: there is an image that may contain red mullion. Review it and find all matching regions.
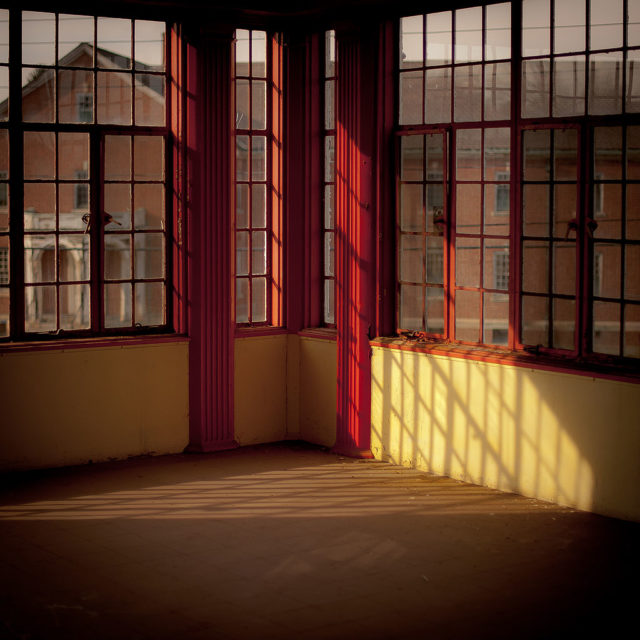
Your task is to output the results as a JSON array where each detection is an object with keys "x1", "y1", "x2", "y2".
[
  {"x1": 579, "y1": 123, "x2": 592, "y2": 357},
  {"x1": 448, "y1": 126, "x2": 457, "y2": 342}
]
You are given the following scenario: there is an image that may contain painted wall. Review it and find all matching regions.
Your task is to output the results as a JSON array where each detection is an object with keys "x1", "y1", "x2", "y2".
[
  {"x1": 371, "y1": 346, "x2": 640, "y2": 522},
  {"x1": 0, "y1": 340, "x2": 189, "y2": 471}
]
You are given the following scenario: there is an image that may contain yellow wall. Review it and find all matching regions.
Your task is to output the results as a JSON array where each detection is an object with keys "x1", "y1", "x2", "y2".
[
  {"x1": 371, "y1": 346, "x2": 640, "y2": 522},
  {"x1": 0, "y1": 340, "x2": 189, "y2": 470},
  {"x1": 234, "y1": 333, "x2": 336, "y2": 448}
]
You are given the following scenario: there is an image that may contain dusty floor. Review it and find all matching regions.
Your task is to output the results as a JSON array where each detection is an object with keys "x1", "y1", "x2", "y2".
[{"x1": 0, "y1": 442, "x2": 638, "y2": 640}]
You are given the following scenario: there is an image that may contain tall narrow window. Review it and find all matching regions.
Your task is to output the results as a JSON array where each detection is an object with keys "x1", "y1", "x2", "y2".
[{"x1": 323, "y1": 30, "x2": 336, "y2": 326}]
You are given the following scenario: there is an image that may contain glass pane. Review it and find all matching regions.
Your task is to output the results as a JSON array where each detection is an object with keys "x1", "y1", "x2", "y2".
[
  {"x1": 58, "y1": 70, "x2": 94, "y2": 123},
  {"x1": 134, "y1": 136, "x2": 164, "y2": 181},
  {"x1": 455, "y1": 237, "x2": 480, "y2": 287},
  {"x1": 426, "y1": 183, "x2": 444, "y2": 232},
  {"x1": 400, "y1": 135, "x2": 423, "y2": 181},
  {"x1": 252, "y1": 230, "x2": 266, "y2": 275},
  {"x1": 252, "y1": 277, "x2": 267, "y2": 322},
  {"x1": 593, "y1": 184, "x2": 622, "y2": 239},
  {"x1": 627, "y1": 50, "x2": 640, "y2": 113},
  {"x1": 484, "y1": 240, "x2": 510, "y2": 290},
  {"x1": 426, "y1": 236, "x2": 444, "y2": 284},
  {"x1": 24, "y1": 131, "x2": 55, "y2": 179},
  {"x1": 59, "y1": 132, "x2": 89, "y2": 180},
  {"x1": 485, "y1": 3, "x2": 511, "y2": 61},
  {"x1": 0, "y1": 67, "x2": 8, "y2": 118},
  {"x1": 235, "y1": 30, "x2": 250, "y2": 77},
  {"x1": 25, "y1": 285, "x2": 56, "y2": 332},
  {"x1": 592, "y1": 300, "x2": 620, "y2": 355},
  {"x1": 426, "y1": 287, "x2": 444, "y2": 333},
  {"x1": 236, "y1": 278, "x2": 249, "y2": 323},
  {"x1": 252, "y1": 136, "x2": 266, "y2": 181},
  {"x1": 104, "y1": 235, "x2": 131, "y2": 280},
  {"x1": 523, "y1": 184, "x2": 549, "y2": 236},
  {"x1": 594, "y1": 127, "x2": 622, "y2": 180},
  {"x1": 324, "y1": 80, "x2": 335, "y2": 130},
  {"x1": 104, "y1": 283, "x2": 132, "y2": 328},
  {"x1": 135, "y1": 282, "x2": 165, "y2": 326},
  {"x1": 98, "y1": 18, "x2": 132, "y2": 64},
  {"x1": 553, "y1": 242, "x2": 576, "y2": 295},
  {"x1": 252, "y1": 31, "x2": 267, "y2": 78},
  {"x1": 0, "y1": 288, "x2": 9, "y2": 335},
  {"x1": 590, "y1": 0, "x2": 623, "y2": 51},
  {"x1": 105, "y1": 135, "x2": 131, "y2": 181},
  {"x1": 400, "y1": 15, "x2": 423, "y2": 69},
  {"x1": 59, "y1": 184, "x2": 89, "y2": 230},
  {"x1": 627, "y1": 127, "x2": 640, "y2": 179},
  {"x1": 22, "y1": 67, "x2": 55, "y2": 123},
  {"x1": 521, "y1": 295, "x2": 549, "y2": 347},
  {"x1": 59, "y1": 235, "x2": 90, "y2": 283},
  {"x1": 630, "y1": 2, "x2": 640, "y2": 47},
  {"x1": 483, "y1": 292, "x2": 509, "y2": 345},
  {"x1": 522, "y1": 241, "x2": 549, "y2": 293},
  {"x1": 626, "y1": 184, "x2": 640, "y2": 239},
  {"x1": 236, "y1": 79, "x2": 249, "y2": 128},
  {"x1": 97, "y1": 72, "x2": 132, "y2": 125},
  {"x1": 426, "y1": 11, "x2": 451, "y2": 66},
  {"x1": 134, "y1": 184, "x2": 164, "y2": 230},
  {"x1": 425, "y1": 133, "x2": 445, "y2": 173},
  {"x1": 553, "y1": 184, "x2": 578, "y2": 237},
  {"x1": 0, "y1": 10, "x2": 8, "y2": 63},
  {"x1": 522, "y1": 0, "x2": 550, "y2": 57},
  {"x1": 0, "y1": 130, "x2": 7, "y2": 180},
  {"x1": 400, "y1": 71, "x2": 422, "y2": 125},
  {"x1": 455, "y1": 289, "x2": 480, "y2": 342},
  {"x1": 104, "y1": 183, "x2": 131, "y2": 229},
  {"x1": 484, "y1": 62, "x2": 511, "y2": 121},
  {"x1": 251, "y1": 79, "x2": 267, "y2": 129},
  {"x1": 553, "y1": 298, "x2": 575, "y2": 350},
  {"x1": 625, "y1": 245, "x2": 640, "y2": 300},
  {"x1": 0, "y1": 185, "x2": 8, "y2": 231},
  {"x1": 454, "y1": 65, "x2": 482, "y2": 122},
  {"x1": 22, "y1": 12, "x2": 55, "y2": 66},
  {"x1": 59, "y1": 15, "x2": 94, "y2": 65},
  {"x1": 592, "y1": 243, "x2": 621, "y2": 298},
  {"x1": 324, "y1": 185, "x2": 334, "y2": 228},
  {"x1": 236, "y1": 231, "x2": 249, "y2": 276},
  {"x1": 324, "y1": 279, "x2": 335, "y2": 325},
  {"x1": 455, "y1": 184, "x2": 481, "y2": 234},
  {"x1": 554, "y1": 0, "x2": 586, "y2": 54},
  {"x1": 24, "y1": 183, "x2": 55, "y2": 230},
  {"x1": 325, "y1": 30, "x2": 336, "y2": 77},
  {"x1": 324, "y1": 135, "x2": 335, "y2": 182},
  {"x1": 484, "y1": 128, "x2": 510, "y2": 178},
  {"x1": 236, "y1": 184, "x2": 248, "y2": 229},
  {"x1": 456, "y1": 128, "x2": 481, "y2": 181},
  {"x1": 553, "y1": 56, "x2": 585, "y2": 117},
  {"x1": 589, "y1": 52, "x2": 623, "y2": 115},
  {"x1": 135, "y1": 20, "x2": 166, "y2": 70},
  {"x1": 134, "y1": 232, "x2": 163, "y2": 279},
  {"x1": 484, "y1": 184, "x2": 510, "y2": 234},
  {"x1": 623, "y1": 304, "x2": 640, "y2": 357},
  {"x1": 554, "y1": 129, "x2": 578, "y2": 180},
  {"x1": 425, "y1": 68, "x2": 451, "y2": 124},
  {"x1": 400, "y1": 234, "x2": 424, "y2": 283},
  {"x1": 24, "y1": 235, "x2": 55, "y2": 283},
  {"x1": 523, "y1": 129, "x2": 550, "y2": 181},
  {"x1": 522, "y1": 59, "x2": 550, "y2": 118},
  {"x1": 399, "y1": 284, "x2": 423, "y2": 331},
  {"x1": 236, "y1": 135, "x2": 249, "y2": 182},
  {"x1": 323, "y1": 232, "x2": 334, "y2": 278},
  {"x1": 135, "y1": 74, "x2": 165, "y2": 126},
  {"x1": 252, "y1": 184, "x2": 266, "y2": 228},
  {"x1": 455, "y1": 7, "x2": 482, "y2": 63}
]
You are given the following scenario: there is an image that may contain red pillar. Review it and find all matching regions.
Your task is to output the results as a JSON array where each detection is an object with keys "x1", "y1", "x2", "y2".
[
  {"x1": 334, "y1": 28, "x2": 378, "y2": 458},
  {"x1": 185, "y1": 28, "x2": 237, "y2": 452}
]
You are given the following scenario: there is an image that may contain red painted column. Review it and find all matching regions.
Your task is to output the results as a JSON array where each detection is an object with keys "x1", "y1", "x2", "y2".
[
  {"x1": 334, "y1": 28, "x2": 378, "y2": 458},
  {"x1": 185, "y1": 28, "x2": 236, "y2": 452}
]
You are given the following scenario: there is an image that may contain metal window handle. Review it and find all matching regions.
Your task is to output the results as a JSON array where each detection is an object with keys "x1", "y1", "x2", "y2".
[
  {"x1": 433, "y1": 208, "x2": 446, "y2": 234},
  {"x1": 104, "y1": 213, "x2": 122, "y2": 226},
  {"x1": 565, "y1": 218, "x2": 578, "y2": 239},
  {"x1": 586, "y1": 217, "x2": 598, "y2": 238},
  {"x1": 82, "y1": 213, "x2": 91, "y2": 234}
]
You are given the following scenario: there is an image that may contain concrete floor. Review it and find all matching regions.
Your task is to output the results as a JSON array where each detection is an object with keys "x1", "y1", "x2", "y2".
[{"x1": 0, "y1": 442, "x2": 637, "y2": 640}]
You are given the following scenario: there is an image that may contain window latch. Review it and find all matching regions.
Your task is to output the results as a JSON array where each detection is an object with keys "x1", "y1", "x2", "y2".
[
  {"x1": 82, "y1": 213, "x2": 91, "y2": 234},
  {"x1": 103, "y1": 213, "x2": 122, "y2": 227},
  {"x1": 586, "y1": 217, "x2": 598, "y2": 238},
  {"x1": 564, "y1": 218, "x2": 578, "y2": 239}
]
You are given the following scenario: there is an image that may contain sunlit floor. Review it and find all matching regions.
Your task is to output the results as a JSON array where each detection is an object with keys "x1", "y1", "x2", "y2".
[{"x1": 0, "y1": 442, "x2": 637, "y2": 640}]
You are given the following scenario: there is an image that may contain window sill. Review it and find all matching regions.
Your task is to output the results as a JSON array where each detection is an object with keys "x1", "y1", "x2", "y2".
[
  {"x1": 370, "y1": 337, "x2": 640, "y2": 384},
  {"x1": 298, "y1": 327, "x2": 337, "y2": 341},
  {"x1": 0, "y1": 333, "x2": 188, "y2": 355},
  {"x1": 235, "y1": 326, "x2": 287, "y2": 338}
]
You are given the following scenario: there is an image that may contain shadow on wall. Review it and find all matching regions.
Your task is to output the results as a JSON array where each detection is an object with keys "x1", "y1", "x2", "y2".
[{"x1": 370, "y1": 347, "x2": 640, "y2": 522}]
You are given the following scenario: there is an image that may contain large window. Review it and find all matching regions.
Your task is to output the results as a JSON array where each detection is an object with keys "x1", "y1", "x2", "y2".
[
  {"x1": 396, "y1": 0, "x2": 640, "y2": 362},
  {"x1": 0, "y1": 9, "x2": 169, "y2": 340}
]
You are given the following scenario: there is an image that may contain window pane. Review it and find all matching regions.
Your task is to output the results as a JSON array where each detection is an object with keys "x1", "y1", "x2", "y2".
[
  {"x1": 252, "y1": 136, "x2": 266, "y2": 181},
  {"x1": 133, "y1": 136, "x2": 164, "y2": 181},
  {"x1": 60, "y1": 284, "x2": 90, "y2": 330},
  {"x1": 454, "y1": 65, "x2": 482, "y2": 121},
  {"x1": 400, "y1": 135, "x2": 424, "y2": 181},
  {"x1": 625, "y1": 245, "x2": 640, "y2": 300},
  {"x1": 553, "y1": 298, "x2": 576, "y2": 350},
  {"x1": 135, "y1": 282, "x2": 164, "y2": 326},
  {"x1": 236, "y1": 184, "x2": 248, "y2": 229},
  {"x1": 455, "y1": 237, "x2": 481, "y2": 287},
  {"x1": 24, "y1": 235, "x2": 55, "y2": 283},
  {"x1": 135, "y1": 20, "x2": 166, "y2": 70},
  {"x1": 426, "y1": 11, "x2": 451, "y2": 66},
  {"x1": 554, "y1": 129, "x2": 578, "y2": 180},
  {"x1": 484, "y1": 62, "x2": 511, "y2": 121},
  {"x1": 324, "y1": 135, "x2": 335, "y2": 182},
  {"x1": 594, "y1": 127, "x2": 622, "y2": 180},
  {"x1": 323, "y1": 232, "x2": 334, "y2": 278},
  {"x1": 425, "y1": 68, "x2": 451, "y2": 123},
  {"x1": 629, "y1": 2, "x2": 640, "y2": 47},
  {"x1": 236, "y1": 231, "x2": 249, "y2": 276},
  {"x1": 324, "y1": 80, "x2": 334, "y2": 130},
  {"x1": 484, "y1": 127, "x2": 510, "y2": 178},
  {"x1": 236, "y1": 278, "x2": 249, "y2": 323},
  {"x1": 522, "y1": 241, "x2": 549, "y2": 293},
  {"x1": 252, "y1": 231, "x2": 266, "y2": 275},
  {"x1": 592, "y1": 243, "x2": 621, "y2": 298},
  {"x1": 590, "y1": 0, "x2": 623, "y2": 51},
  {"x1": 553, "y1": 184, "x2": 578, "y2": 237},
  {"x1": 24, "y1": 131, "x2": 55, "y2": 179},
  {"x1": 104, "y1": 282, "x2": 132, "y2": 328},
  {"x1": 626, "y1": 50, "x2": 640, "y2": 113},
  {"x1": 324, "y1": 279, "x2": 335, "y2": 325},
  {"x1": 400, "y1": 15, "x2": 423, "y2": 69},
  {"x1": 456, "y1": 128, "x2": 481, "y2": 181},
  {"x1": 25, "y1": 286, "x2": 56, "y2": 332},
  {"x1": 553, "y1": 243, "x2": 576, "y2": 295},
  {"x1": 251, "y1": 80, "x2": 266, "y2": 130},
  {"x1": 59, "y1": 15, "x2": 94, "y2": 65},
  {"x1": 97, "y1": 18, "x2": 132, "y2": 65},
  {"x1": 252, "y1": 277, "x2": 267, "y2": 322},
  {"x1": 134, "y1": 184, "x2": 164, "y2": 230},
  {"x1": 59, "y1": 132, "x2": 89, "y2": 181},
  {"x1": 0, "y1": 10, "x2": 8, "y2": 63},
  {"x1": 104, "y1": 184, "x2": 131, "y2": 229},
  {"x1": 592, "y1": 300, "x2": 620, "y2": 355},
  {"x1": 523, "y1": 130, "x2": 550, "y2": 181},
  {"x1": 626, "y1": 184, "x2": 640, "y2": 239},
  {"x1": 455, "y1": 7, "x2": 482, "y2": 63},
  {"x1": 135, "y1": 75, "x2": 165, "y2": 126},
  {"x1": 426, "y1": 287, "x2": 444, "y2": 333},
  {"x1": 455, "y1": 184, "x2": 481, "y2": 234},
  {"x1": 22, "y1": 67, "x2": 55, "y2": 123},
  {"x1": 400, "y1": 234, "x2": 424, "y2": 283},
  {"x1": 22, "y1": 12, "x2": 55, "y2": 66},
  {"x1": 522, "y1": 59, "x2": 550, "y2": 118},
  {"x1": 522, "y1": 295, "x2": 549, "y2": 347},
  {"x1": 484, "y1": 184, "x2": 510, "y2": 234},
  {"x1": 24, "y1": 183, "x2": 55, "y2": 230},
  {"x1": 455, "y1": 289, "x2": 480, "y2": 342},
  {"x1": 134, "y1": 232, "x2": 164, "y2": 280},
  {"x1": 325, "y1": 30, "x2": 336, "y2": 77},
  {"x1": 523, "y1": 184, "x2": 549, "y2": 236},
  {"x1": 593, "y1": 184, "x2": 622, "y2": 239},
  {"x1": 484, "y1": 240, "x2": 510, "y2": 290},
  {"x1": 252, "y1": 31, "x2": 267, "y2": 78},
  {"x1": 105, "y1": 235, "x2": 131, "y2": 280},
  {"x1": 522, "y1": 0, "x2": 550, "y2": 57},
  {"x1": 59, "y1": 183, "x2": 90, "y2": 230},
  {"x1": 98, "y1": 72, "x2": 132, "y2": 125},
  {"x1": 324, "y1": 185, "x2": 334, "y2": 228},
  {"x1": 623, "y1": 304, "x2": 640, "y2": 357},
  {"x1": 483, "y1": 292, "x2": 509, "y2": 345},
  {"x1": 400, "y1": 71, "x2": 423, "y2": 125},
  {"x1": 554, "y1": 0, "x2": 586, "y2": 54},
  {"x1": 553, "y1": 56, "x2": 585, "y2": 117},
  {"x1": 426, "y1": 236, "x2": 444, "y2": 284},
  {"x1": 399, "y1": 284, "x2": 423, "y2": 331},
  {"x1": 58, "y1": 69, "x2": 94, "y2": 123},
  {"x1": 235, "y1": 30, "x2": 250, "y2": 77},
  {"x1": 589, "y1": 52, "x2": 623, "y2": 115},
  {"x1": 400, "y1": 184, "x2": 423, "y2": 232},
  {"x1": 105, "y1": 135, "x2": 131, "y2": 181},
  {"x1": 485, "y1": 3, "x2": 511, "y2": 61},
  {"x1": 252, "y1": 184, "x2": 266, "y2": 228},
  {"x1": 236, "y1": 79, "x2": 249, "y2": 128},
  {"x1": 0, "y1": 67, "x2": 8, "y2": 119},
  {"x1": 236, "y1": 135, "x2": 249, "y2": 182}
]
